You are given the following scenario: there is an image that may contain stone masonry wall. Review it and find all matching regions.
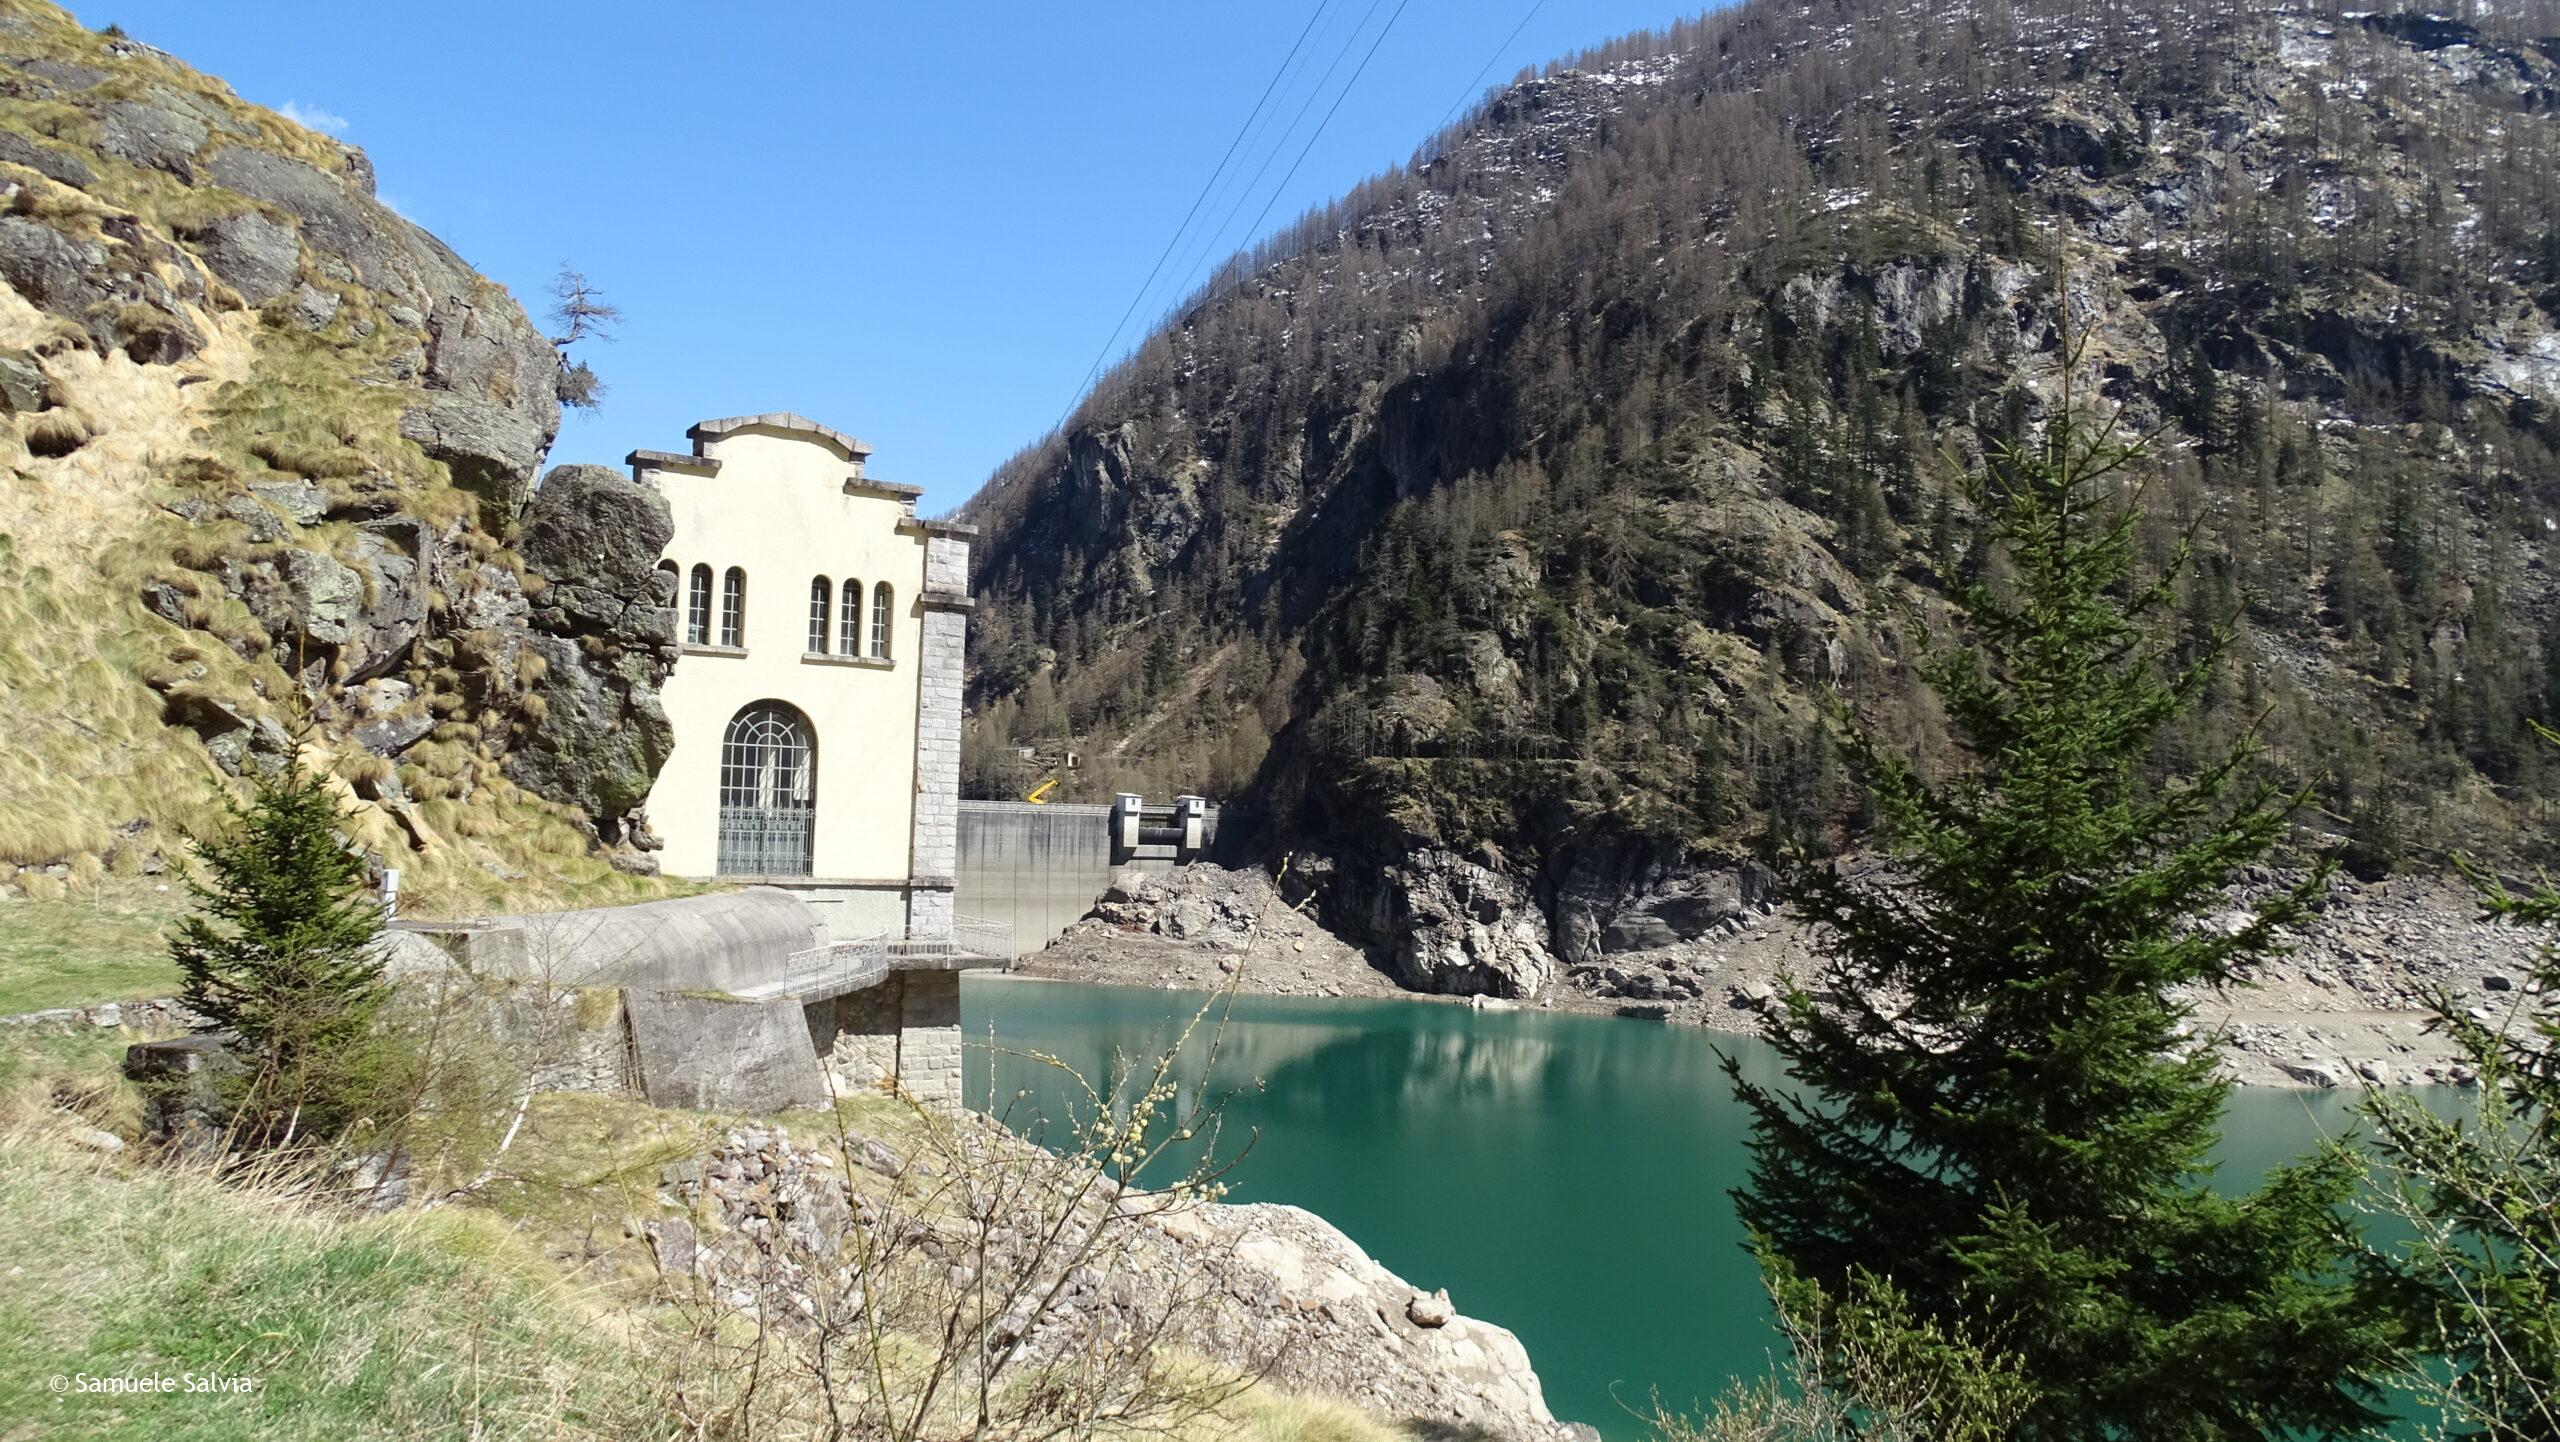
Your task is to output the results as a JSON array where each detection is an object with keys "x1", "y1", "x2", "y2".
[
  {"x1": 908, "y1": 528, "x2": 971, "y2": 941},
  {"x1": 813, "y1": 974, "x2": 903, "y2": 1091},
  {"x1": 897, "y1": 969, "x2": 963, "y2": 1106}
]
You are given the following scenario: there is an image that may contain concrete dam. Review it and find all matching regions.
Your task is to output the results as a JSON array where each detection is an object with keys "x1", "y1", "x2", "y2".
[{"x1": 954, "y1": 794, "x2": 1222, "y2": 957}]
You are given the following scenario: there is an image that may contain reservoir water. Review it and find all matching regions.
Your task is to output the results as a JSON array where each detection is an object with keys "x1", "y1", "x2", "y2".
[{"x1": 961, "y1": 976, "x2": 2429, "y2": 1437}]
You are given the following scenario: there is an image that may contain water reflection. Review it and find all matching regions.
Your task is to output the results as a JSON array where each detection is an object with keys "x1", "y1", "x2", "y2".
[{"x1": 962, "y1": 977, "x2": 2452, "y2": 1441}]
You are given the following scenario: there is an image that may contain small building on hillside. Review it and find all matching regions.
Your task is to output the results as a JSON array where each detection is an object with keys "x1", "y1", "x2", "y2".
[{"x1": 628, "y1": 412, "x2": 973, "y2": 944}]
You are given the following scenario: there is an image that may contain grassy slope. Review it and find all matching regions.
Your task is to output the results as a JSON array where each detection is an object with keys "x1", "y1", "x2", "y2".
[
  {"x1": 0, "y1": 877, "x2": 186, "y2": 1013},
  {"x1": 0, "y1": 1, "x2": 690, "y2": 922},
  {"x1": 0, "y1": 1038, "x2": 1411, "y2": 1442}
]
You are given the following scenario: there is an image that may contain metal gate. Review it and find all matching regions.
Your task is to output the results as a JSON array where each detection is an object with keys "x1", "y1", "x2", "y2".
[{"x1": 717, "y1": 703, "x2": 815, "y2": 877}]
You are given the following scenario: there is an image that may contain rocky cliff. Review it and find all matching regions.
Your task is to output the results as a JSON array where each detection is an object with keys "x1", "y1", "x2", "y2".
[
  {"x1": 964, "y1": 0, "x2": 2560, "y2": 995},
  {"x1": 0, "y1": 1, "x2": 674, "y2": 910}
]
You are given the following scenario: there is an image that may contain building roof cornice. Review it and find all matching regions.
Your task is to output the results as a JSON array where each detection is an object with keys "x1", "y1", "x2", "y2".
[
  {"x1": 626, "y1": 447, "x2": 719, "y2": 478},
  {"x1": 686, "y1": 411, "x2": 874, "y2": 462}
]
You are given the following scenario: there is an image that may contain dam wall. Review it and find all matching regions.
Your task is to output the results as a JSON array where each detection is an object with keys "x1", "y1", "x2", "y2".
[{"x1": 955, "y1": 796, "x2": 1223, "y2": 956}]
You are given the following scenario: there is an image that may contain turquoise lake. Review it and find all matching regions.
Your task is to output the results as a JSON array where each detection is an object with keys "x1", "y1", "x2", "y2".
[{"x1": 960, "y1": 976, "x2": 2424, "y2": 1437}]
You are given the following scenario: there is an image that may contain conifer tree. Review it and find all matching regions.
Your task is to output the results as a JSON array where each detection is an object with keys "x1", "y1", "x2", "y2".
[
  {"x1": 2363, "y1": 747, "x2": 2560, "y2": 1439},
  {"x1": 173, "y1": 756, "x2": 393, "y2": 1143},
  {"x1": 1728, "y1": 345, "x2": 2394, "y2": 1439}
]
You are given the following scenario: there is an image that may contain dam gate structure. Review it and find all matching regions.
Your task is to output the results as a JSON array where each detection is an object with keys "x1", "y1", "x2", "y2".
[{"x1": 954, "y1": 793, "x2": 1221, "y2": 957}]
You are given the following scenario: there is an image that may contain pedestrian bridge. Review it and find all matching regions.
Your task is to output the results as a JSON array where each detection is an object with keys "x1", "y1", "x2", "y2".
[{"x1": 731, "y1": 916, "x2": 1016, "y2": 1003}]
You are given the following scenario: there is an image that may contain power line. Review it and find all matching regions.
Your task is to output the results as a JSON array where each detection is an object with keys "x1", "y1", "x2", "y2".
[
  {"x1": 1153, "y1": 0, "x2": 1360, "y2": 327},
  {"x1": 1053, "y1": 0, "x2": 1337, "y2": 437},
  {"x1": 1163, "y1": 0, "x2": 1408, "y2": 322},
  {"x1": 1429, "y1": 0, "x2": 1547, "y2": 149},
  {"x1": 1226, "y1": 0, "x2": 1415, "y2": 278}
]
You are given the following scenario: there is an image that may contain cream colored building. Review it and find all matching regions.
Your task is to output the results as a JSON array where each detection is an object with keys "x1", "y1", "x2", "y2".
[{"x1": 630, "y1": 413, "x2": 972, "y2": 943}]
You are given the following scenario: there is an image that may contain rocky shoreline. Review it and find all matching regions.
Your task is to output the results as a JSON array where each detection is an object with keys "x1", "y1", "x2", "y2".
[
  {"x1": 1014, "y1": 863, "x2": 2547, "y2": 1088},
  {"x1": 647, "y1": 1121, "x2": 1579, "y2": 1440}
]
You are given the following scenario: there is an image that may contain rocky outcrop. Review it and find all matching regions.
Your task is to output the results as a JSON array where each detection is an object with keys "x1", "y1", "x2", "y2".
[
  {"x1": 0, "y1": 212, "x2": 206, "y2": 361},
  {"x1": 194, "y1": 137, "x2": 562, "y2": 528},
  {"x1": 1345, "y1": 850, "x2": 1556, "y2": 998},
  {"x1": 1545, "y1": 847, "x2": 1771, "y2": 966},
  {"x1": 657, "y1": 1124, "x2": 1574, "y2": 1440},
  {"x1": 0, "y1": 7, "x2": 676, "y2": 881},
  {"x1": 502, "y1": 465, "x2": 678, "y2": 842}
]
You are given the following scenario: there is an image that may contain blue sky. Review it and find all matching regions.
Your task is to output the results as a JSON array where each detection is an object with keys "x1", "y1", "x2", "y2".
[{"x1": 83, "y1": 1, "x2": 1704, "y2": 511}]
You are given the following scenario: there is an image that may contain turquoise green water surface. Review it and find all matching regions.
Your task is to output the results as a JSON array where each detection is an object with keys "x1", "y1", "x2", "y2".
[{"x1": 960, "y1": 976, "x2": 2421, "y2": 1437}]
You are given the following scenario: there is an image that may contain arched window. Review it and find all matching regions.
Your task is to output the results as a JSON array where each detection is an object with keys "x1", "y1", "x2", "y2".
[
  {"x1": 870, "y1": 582, "x2": 892, "y2": 659},
  {"x1": 838, "y1": 577, "x2": 862, "y2": 656},
  {"x1": 685, "y1": 564, "x2": 713, "y2": 646},
  {"x1": 807, "y1": 576, "x2": 831, "y2": 654},
  {"x1": 720, "y1": 567, "x2": 746, "y2": 648},
  {"x1": 717, "y1": 702, "x2": 815, "y2": 877}
]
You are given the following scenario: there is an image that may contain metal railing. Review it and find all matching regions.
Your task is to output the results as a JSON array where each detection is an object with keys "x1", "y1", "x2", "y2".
[{"x1": 951, "y1": 912, "x2": 1013, "y2": 960}]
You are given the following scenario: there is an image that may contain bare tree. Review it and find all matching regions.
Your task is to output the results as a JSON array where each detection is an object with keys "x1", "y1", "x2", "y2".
[{"x1": 547, "y1": 264, "x2": 620, "y2": 410}]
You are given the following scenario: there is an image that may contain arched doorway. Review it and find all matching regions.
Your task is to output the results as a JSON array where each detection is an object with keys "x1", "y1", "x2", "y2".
[{"x1": 717, "y1": 702, "x2": 815, "y2": 877}]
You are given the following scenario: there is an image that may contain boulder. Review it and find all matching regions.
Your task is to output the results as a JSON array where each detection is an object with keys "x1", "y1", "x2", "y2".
[
  {"x1": 95, "y1": 98, "x2": 207, "y2": 178},
  {"x1": 398, "y1": 395, "x2": 547, "y2": 528},
  {"x1": 186, "y1": 210, "x2": 302, "y2": 306},
  {"x1": 0, "y1": 213, "x2": 203, "y2": 362},
  {"x1": 277, "y1": 546, "x2": 362, "y2": 645},
  {"x1": 508, "y1": 631, "x2": 675, "y2": 821},
  {"x1": 420, "y1": 290, "x2": 561, "y2": 436},
  {"x1": 346, "y1": 524, "x2": 426, "y2": 680},
  {"x1": 247, "y1": 478, "x2": 328, "y2": 524},
  {"x1": 513, "y1": 464, "x2": 677, "y2": 636},
  {"x1": 501, "y1": 466, "x2": 679, "y2": 833},
  {"x1": 202, "y1": 146, "x2": 432, "y2": 302},
  {"x1": 15, "y1": 58, "x2": 103, "y2": 93},
  {"x1": 0, "y1": 348, "x2": 46, "y2": 413},
  {"x1": 0, "y1": 214, "x2": 107, "y2": 316},
  {"x1": 0, "y1": 130, "x2": 95, "y2": 188}
]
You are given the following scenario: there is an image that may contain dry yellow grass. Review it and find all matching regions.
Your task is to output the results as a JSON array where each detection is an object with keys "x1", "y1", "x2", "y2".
[
  {"x1": 0, "y1": 23, "x2": 689, "y2": 919},
  {"x1": 0, "y1": 1051, "x2": 1429, "y2": 1442}
]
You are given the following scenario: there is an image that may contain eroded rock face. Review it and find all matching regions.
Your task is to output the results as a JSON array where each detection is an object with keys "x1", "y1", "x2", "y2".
[
  {"x1": 1548, "y1": 848, "x2": 1770, "y2": 965},
  {"x1": 501, "y1": 465, "x2": 678, "y2": 838},
  {"x1": 0, "y1": 20, "x2": 674, "y2": 858},
  {"x1": 196, "y1": 142, "x2": 563, "y2": 524},
  {"x1": 1373, "y1": 850, "x2": 1556, "y2": 998}
]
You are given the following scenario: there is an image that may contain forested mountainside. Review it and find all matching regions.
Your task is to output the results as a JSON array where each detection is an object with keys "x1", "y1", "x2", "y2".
[
  {"x1": 0, "y1": 0, "x2": 679, "y2": 913},
  {"x1": 963, "y1": 0, "x2": 2560, "y2": 986}
]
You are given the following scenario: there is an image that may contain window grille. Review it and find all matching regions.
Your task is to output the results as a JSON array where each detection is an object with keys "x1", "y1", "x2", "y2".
[
  {"x1": 720, "y1": 567, "x2": 746, "y2": 648},
  {"x1": 717, "y1": 703, "x2": 815, "y2": 876},
  {"x1": 686, "y1": 564, "x2": 712, "y2": 645}
]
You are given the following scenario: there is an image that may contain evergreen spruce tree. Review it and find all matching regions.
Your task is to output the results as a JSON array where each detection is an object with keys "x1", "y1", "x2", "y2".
[
  {"x1": 1728, "y1": 350, "x2": 2394, "y2": 1439},
  {"x1": 2364, "y1": 746, "x2": 2560, "y2": 1439},
  {"x1": 173, "y1": 756, "x2": 393, "y2": 1143}
]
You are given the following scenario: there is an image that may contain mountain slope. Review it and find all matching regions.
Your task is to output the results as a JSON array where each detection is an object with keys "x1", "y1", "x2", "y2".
[
  {"x1": 0, "y1": 0, "x2": 678, "y2": 915},
  {"x1": 963, "y1": 0, "x2": 2560, "y2": 992}
]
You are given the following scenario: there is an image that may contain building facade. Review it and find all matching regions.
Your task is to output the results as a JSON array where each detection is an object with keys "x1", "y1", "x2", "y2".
[{"x1": 630, "y1": 412, "x2": 972, "y2": 943}]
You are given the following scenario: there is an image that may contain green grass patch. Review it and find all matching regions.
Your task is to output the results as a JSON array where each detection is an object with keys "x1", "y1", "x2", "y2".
[
  {"x1": 0, "y1": 878, "x2": 189, "y2": 1014},
  {"x1": 0, "y1": 1130, "x2": 654, "y2": 1441}
]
